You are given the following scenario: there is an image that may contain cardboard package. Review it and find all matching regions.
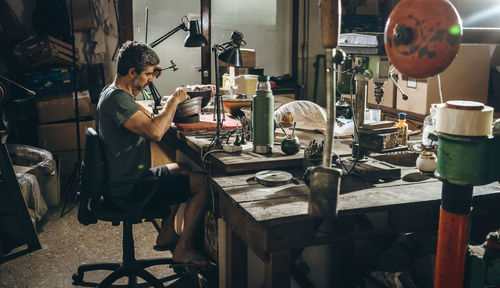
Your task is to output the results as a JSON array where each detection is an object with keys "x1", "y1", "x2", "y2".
[
  {"x1": 37, "y1": 120, "x2": 95, "y2": 151},
  {"x1": 53, "y1": 150, "x2": 83, "y2": 176},
  {"x1": 395, "y1": 45, "x2": 490, "y2": 115},
  {"x1": 36, "y1": 91, "x2": 92, "y2": 123},
  {"x1": 13, "y1": 165, "x2": 60, "y2": 207}
]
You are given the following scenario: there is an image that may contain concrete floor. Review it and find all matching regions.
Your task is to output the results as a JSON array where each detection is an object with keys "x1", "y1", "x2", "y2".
[{"x1": 0, "y1": 205, "x2": 178, "y2": 288}]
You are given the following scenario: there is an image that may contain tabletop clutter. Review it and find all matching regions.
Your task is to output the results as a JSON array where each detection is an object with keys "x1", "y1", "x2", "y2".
[{"x1": 160, "y1": 78, "x2": 443, "y2": 187}]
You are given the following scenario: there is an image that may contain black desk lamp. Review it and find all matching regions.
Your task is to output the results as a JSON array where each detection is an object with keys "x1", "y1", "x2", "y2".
[
  {"x1": 210, "y1": 31, "x2": 245, "y2": 149},
  {"x1": 147, "y1": 17, "x2": 208, "y2": 113}
]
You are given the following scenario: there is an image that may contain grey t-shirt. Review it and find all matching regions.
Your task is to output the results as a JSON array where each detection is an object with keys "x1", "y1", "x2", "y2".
[{"x1": 97, "y1": 85, "x2": 150, "y2": 197}]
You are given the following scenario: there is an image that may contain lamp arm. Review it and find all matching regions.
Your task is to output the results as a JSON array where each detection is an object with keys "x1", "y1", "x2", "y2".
[
  {"x1": 149, "y1": 22, "x2": 188, "y2": 48},
  {"x1": 212, "y1": 41, "x2": 233, "y2": 53}
]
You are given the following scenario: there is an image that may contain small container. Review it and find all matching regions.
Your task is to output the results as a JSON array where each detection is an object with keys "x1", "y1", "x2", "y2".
[
  {"x1": 252, "y1": 75, "x2": 274, "y2": 154},
  {"x1": 281, "y1": 135, "x2": 301, "y2": 155},
  {"x1": 396, "y1": 112, "x2": 408, "y2": 146},
  {"x1": 422, "y1": 104, "x2": 438, "y2": 146},
  {"x1": 416, "y1": 150, "x2": 437, "y2": 174}
]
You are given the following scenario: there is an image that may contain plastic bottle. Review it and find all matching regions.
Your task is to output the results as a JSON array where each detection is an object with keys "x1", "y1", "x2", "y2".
[
  {"x1": 396, "y1": 112, "x2": 408, "y2": 146},
  {"x1": 252, "y1": 75, "x2": 274, "y2": 154},
  {"x1": 422, "y1": 104, "x2": 438, "y2": 146}
]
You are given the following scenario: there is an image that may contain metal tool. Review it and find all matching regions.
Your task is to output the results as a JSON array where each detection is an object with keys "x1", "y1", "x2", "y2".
[
  {"x1": 255, "y1": 170, "x2": 293, "y2": 186},
  {"x1": 384, "y1": 1, "x2": 500, "y2": 287},
  {"x1": 307, "y1": 0, "x2": 343, "y2": 217}
]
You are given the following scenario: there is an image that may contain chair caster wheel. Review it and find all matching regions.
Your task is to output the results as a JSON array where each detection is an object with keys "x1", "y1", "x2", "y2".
[{"x1": 72, "y1": 273, "x2": 83, "y2": 283}]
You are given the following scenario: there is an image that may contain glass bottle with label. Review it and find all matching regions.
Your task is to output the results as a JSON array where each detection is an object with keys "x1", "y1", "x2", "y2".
[{"x1": 396, "y1": 112, "x2": 408, "y2": 146}]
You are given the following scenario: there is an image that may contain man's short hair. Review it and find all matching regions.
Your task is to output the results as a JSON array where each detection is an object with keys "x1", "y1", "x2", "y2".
[{"x1": 116, "y1": 41, "x2": 160, "y2": 76}]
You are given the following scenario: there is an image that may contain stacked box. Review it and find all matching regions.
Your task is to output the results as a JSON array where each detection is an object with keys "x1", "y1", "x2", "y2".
[
  {"x1": 36, "y1": 91, "x2": 92, "y2": 124},
  {"x1": 13, "y1": 35, "x2": 79, "y2": 68}
]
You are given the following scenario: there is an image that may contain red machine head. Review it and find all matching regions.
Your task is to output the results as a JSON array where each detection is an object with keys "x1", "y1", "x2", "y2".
[{"x1": 384, "y1": 0, "x2": 462, "y2": 78}]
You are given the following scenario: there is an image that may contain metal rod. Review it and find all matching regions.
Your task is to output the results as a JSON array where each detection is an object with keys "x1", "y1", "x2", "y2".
[
  {"x1": 353, "y1": 76, "x2": 367, "y2": 144},
  {"x1": 322, "y1": 48, "x2": 334, "y2": 168},
  {"x1": 149, "y1": 23, "x2": 187, "y2": 48},
  {"x1": 144, "y1": 7, "x2": 149, "y2": 44}
]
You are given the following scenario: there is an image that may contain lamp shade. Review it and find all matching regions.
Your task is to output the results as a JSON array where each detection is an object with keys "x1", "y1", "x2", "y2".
[
  {"x1": 184, "y1": 20, "x2": 208, "y2": 47},
  {"x1": 218, "y1": 47, "x2": 242, "y2": 66}
]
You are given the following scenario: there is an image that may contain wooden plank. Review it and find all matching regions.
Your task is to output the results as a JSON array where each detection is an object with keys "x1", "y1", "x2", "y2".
[
  {"x1": 47, "y1": 35, "x2": 72, "y2": 50},
  {"x1": 201, "y1": 0, "x2": 211, "y2": 84},
  {"x1": 265, "y1": 219, "x2": 318, "y2": 251},
  {"x1": 149, "y1": 141, "x2": 175, "y2": 167},
  {"x1": 218, "y1": 173, "x2": 500, "y2": 223},
  {"x1": 218, "y1": 218, "x2": 227, "y2": 288},
  {"x1": 220, "y1": 188, "x2": 268, "y2": 261},
  {"x1": 265, "y1": 250, "x2": 291, "y2": 288},
  {"x1": 225, "y1": 183, "x2": 307, "y2": 205},
  {"x1": 239, "y1": 195, "x2": 312, "y2": 224},
  {"x1": 226, "y1": 222, "x2": 247, "y2": 288}
]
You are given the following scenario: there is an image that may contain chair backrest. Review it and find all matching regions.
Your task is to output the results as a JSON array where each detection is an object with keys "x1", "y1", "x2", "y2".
[{"x1": 81, "y1": 127, "x2": 106, "y2": 201}]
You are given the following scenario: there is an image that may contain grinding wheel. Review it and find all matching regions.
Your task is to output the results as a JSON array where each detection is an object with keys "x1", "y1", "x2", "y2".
[{"x1": 255, "y1": 170, "x2": 293, "y2": 186}]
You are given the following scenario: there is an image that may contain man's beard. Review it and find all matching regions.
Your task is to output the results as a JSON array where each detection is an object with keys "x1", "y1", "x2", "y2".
[{"x1": 132, "y1": 79, "x2": 148, "y2": 95}]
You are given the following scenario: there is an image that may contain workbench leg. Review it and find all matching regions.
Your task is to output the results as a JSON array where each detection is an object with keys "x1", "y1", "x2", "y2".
[
  {"x1": 265, "y1": 250, "x2": 291, "y2": 288},
  {"x1": 226, "y1": 222, "x2": 247, "y2": 288}
]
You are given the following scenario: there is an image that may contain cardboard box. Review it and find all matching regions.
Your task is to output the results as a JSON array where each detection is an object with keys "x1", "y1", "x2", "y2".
[
  {"x1": 37, "y1": 120, "x2": 95, "y2": 151},
  {"x1": 219, "y1": 48, "x2": 256, "y2": 68},
  {"x1": 396, "y1": 45, "x2": 490, "y2": 115},
  {"x1": 13, "y1": 35, "x2": 79, "y2": 69},
  {"x1": 53, "y1": 150, "x2": 83, "y2": 176},
  {"x1": 36, "y1": 91, "x2": 92, "y2": 123},
  {"x1": 13, "y1": 165, "x2": 60, "y2": 207}
]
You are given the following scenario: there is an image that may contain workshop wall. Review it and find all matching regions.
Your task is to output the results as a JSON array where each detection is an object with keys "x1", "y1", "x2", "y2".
[
  {"x1": 133, "y1": 0, "x2": 202, "y2": 96},
  {"x1": 297, "y1": 0, "x2": 500, "y2": 110},
  {"x1": 6, "y1": 0, "x2": 118, "y2": 84}
]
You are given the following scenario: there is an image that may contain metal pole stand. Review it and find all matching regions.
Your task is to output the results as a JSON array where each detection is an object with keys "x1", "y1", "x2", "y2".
[{"x1": 60, "y1": 0, "x2": 82, "y2": 217}]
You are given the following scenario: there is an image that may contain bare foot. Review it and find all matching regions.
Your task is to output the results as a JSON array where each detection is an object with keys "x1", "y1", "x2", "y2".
[{"x1": 172, "y1": 247, "x2": 213, "y2": 266}]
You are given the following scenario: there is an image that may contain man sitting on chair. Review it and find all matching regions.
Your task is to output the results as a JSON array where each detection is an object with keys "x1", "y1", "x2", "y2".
[{"x1": 97, "y1": 40, "x2": 209, "y2": 266}]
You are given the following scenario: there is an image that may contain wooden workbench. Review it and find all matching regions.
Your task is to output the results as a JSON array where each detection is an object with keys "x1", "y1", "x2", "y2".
[
  {"x1": 210, "y1": 168, "x2": 500, "y2": 288},
  {"x1": 136, "y1": 99, "x2": 500, "y2": 288},
  {"x1": 136, "y1": 99, "x2": 351, "y2": 175}
]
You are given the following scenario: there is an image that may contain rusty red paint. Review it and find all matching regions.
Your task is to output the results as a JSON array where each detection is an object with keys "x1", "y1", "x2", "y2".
[{"x1": 384, "y1": 0, "x2": 462, "y2": 78}]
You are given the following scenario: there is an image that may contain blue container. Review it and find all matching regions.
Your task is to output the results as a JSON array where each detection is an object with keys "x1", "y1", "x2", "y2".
[{"x1": 25, "y1": 67, "x2": 73, "y2": 96}]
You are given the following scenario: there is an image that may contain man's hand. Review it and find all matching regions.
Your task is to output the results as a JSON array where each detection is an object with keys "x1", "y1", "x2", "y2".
[{"x1": 169, "y1": 87, "x2": 189, "y2": 105}]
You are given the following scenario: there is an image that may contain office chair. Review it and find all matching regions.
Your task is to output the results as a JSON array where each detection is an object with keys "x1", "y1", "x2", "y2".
[{"x1": 72, "y1": 127, "x2": 203, "y2": 288}]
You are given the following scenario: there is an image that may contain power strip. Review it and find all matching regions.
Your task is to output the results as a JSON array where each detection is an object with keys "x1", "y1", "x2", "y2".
[{"x1": 222, "y1": 144, "x2": 243, "y2": 153}]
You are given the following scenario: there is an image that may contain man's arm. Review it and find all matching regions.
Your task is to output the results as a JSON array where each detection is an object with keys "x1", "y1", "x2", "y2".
[{"x1": 123, "y1": 87, "x2": 189, "y2": 141}]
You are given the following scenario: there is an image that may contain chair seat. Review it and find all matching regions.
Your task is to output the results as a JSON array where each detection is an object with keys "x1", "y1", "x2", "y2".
[{"x1": 90, "y1": 199, "x2": 166, "y2": 223}]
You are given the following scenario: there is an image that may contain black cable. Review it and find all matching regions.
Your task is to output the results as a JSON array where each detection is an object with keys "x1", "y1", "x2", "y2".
[{"x1": 111, "y1": 0, "x2": 120, "y2": 61}]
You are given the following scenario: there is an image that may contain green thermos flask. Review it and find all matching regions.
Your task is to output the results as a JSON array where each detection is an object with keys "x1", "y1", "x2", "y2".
[{"x1": 252, "y1": 75, "x2": 274, "y2": 154}]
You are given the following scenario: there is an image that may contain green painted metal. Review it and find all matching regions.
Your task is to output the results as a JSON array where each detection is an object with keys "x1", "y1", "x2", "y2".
[
  {"x1": 436, "y1": 133, "x2": 500, "y2": 186},
  {"x1": 251, "y1": 77, "x2": 274, "y2": 153}
]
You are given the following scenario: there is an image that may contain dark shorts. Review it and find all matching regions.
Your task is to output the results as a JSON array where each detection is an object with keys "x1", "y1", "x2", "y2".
[
  {"x1": 142, "y1": 165, "x2": 191, "y2": 210},
  {"x1": 105, "y1": 165, "x2": 191, "y2": 212}
]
